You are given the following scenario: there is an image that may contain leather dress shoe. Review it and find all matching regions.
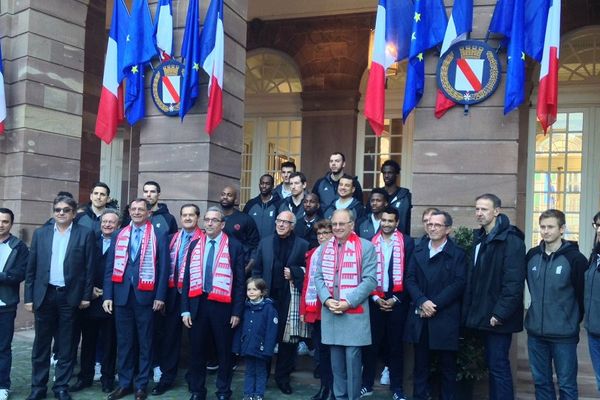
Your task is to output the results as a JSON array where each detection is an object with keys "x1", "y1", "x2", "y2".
[
  {"x1": 107, "y1": 387, "x2": 133, "y2": 400},
  {"x1": 70, "y1": 380, "x2": 92, "y2": 392},
  {"x1": 135, "y1": 388, "x2": 148, "y2": 400},
  {"x1": 277, "y1": 382, "x2": 293, "y2": 395},
  {"x1": 102, "y1": 381, "x2": 115, "y2": 393},
  {"x1": 188, "y1": 394, "x2": 202, "y2": 400},
  {"x1": 151, "y1": 382, "x2": 172, "y2": 396},
  {"x1": 311, "y1": 386, "x2": 330, "y2": 400},
  {"x1": 26, "y1": 391, "x2": 47, "y2": 400},
  {"x1": 54, "y1": 390, "x2": 72, "y2": 400}
]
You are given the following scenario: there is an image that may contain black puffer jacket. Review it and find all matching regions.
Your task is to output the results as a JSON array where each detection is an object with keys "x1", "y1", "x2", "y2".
[{"x1": 463, "y1": 214, "x2": 526, "y2": 333}]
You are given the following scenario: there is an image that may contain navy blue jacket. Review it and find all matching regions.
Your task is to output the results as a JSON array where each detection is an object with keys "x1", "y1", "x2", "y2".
[
  {"x1": 0, "y1": 235, "x2": 29, "y2": 312},
  {"x1": 122, "y1": 203, "x2": 178, "y2": 237},
  {"x1": 585, "y1": 244, "x2": 600, "y2": 336},
  {"x1": 233, "y1": 298, "x2": 279, "y2": 360},
  {"x1": 242, "y1": 195, "x2": 281, "y2": 239},
  {"x1": 312, "y1": 172, "x2": 363, "y2": 211},
  {"x1": 323, "y1": 198, "x2": 365, "y2": 221},
  {"x1": 75, "y1": 204, "x2": 102, "y2": 238}
]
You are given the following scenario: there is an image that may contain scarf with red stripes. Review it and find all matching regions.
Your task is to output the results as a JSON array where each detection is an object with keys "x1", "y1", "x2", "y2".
[
  {"x1": 371, "y1": 230, "x2": 405, "y2": 297},
  {"x1": 168, "y1": 228, "x2": 203, "y2": 289},
  {"x1": 187, "y1": 234, "x2": 233, "y2": 303},
  {"x1": 112, "y1": 221, "x2": 157, "y2": 291}
]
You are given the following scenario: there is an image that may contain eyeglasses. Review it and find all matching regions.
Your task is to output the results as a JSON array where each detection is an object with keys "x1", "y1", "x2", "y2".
[
  {"x1": 276, "y1": 219, "x2": 293, "y2": 225},
  {"x1": 593, "y1": 222, "x2": 600, "y2": 229},
  {"x1": 53, "y1": 207, "x2": 73, "y2": 214},
  {"x1": 331, "y1": 222, "x2": 350, "y2": 227},
  {"x1": 203, "y1": 218, "x2": 222, "y2": 224},
  {"x1": 426, "y1": 223, "x2": 449, "y2": 230},
  {"x1": 317, "y1": 231, "x2": 332, "y2": 236}
]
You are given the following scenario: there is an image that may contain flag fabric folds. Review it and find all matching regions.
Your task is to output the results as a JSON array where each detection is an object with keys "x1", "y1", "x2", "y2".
[
  {"x1": 95, "y1": 0, "x2": 129, "y2": 144},
  {"x1": 434, "y1": 0, "x2": 473, "y2": 118},
  {"x1": 365, "y1": 0, "x2": 414, "y2": 136},
  {"x1": 402, "y1": 0, "x2": 447, "y2": 121},
  {"x1": 123, "y1": 0, "x2": 156, "y2": 125},
  {"x1": 179, "y1": 0, "x2": 201, "y2": 121},
  {"x1": 154, "y1": 0, "x2": 173, "y2": 60},
  {"x1": 537, "y1": 0, "x2": 560, "y2": 133},
  {"x1": 199, "y1": 0, "x2": 224, "y2": 134},
  {"x1": 0, "y1": 39, "x2": 6, "y2": 135}
]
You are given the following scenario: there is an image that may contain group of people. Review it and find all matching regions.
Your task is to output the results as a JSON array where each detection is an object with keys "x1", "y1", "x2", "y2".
[{"x1": 0, "y1": 152, "x2": 600, "y2": 400}]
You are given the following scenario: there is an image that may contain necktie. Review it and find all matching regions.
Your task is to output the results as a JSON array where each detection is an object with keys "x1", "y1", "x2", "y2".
[
  {"x1": 178, "y1": 233, "x2": 190, "y2": 267},
  {"x1": 204, "y1": 240, "x2": 216, "y2": 292},
  {"x1": 131, "y1": 228, "x2": 141, "y2": 257}
]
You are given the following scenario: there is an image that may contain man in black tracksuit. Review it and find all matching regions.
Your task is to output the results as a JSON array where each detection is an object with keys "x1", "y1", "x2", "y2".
[
  {"x1": 312, "y1": 152, "x2": 363, "y2": 211},
  {"x1": 243, "y1": 174, "x2": 281, "y2": 239},
  {"x1": 75, "y1": 182, "x2": 112, "y2": 237},
  {"x1": 121, "y1": 181, "x2": 178, "y2": 237},
  {"x1": 525, "y1": 209, "x2": 587, "y2": 400}
]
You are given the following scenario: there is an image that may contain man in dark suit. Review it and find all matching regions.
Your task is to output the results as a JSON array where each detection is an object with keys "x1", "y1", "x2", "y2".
[
  {"x1": 103, "y1": 198, "x2": 169, "y2": 400},
  {"x1": 253, "y1": 210, "x2": 309, "y2": 395},
  {"x1": 24, "y1": 195, "x2": 96, "y2": 400},
  {"x1": 181, "y1": 206, "x2": 245, "y2": 400},
  {"x1": 71, "y1": 209, "x2": 120, "y2": 393}
]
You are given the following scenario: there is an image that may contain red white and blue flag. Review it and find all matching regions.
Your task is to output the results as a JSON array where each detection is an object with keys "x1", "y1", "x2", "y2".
[
  {"x1": 153, "y1": 0, "x2": 173, "y2": 60},
  {"x1": 434, "y1": 0, "x2": 473, "y2": 118},
  {"x1": 199, "y1": 0, "x2": 224, "y2": 134},
  {"x1": 365, "y1": 0, "x2": 413, "y2": 136},
  {"x1": 0, "y1": 39, "x2": 6, "y2": 135},
  {"x1": 537, "y1": 0, "x2": 560, "y2": 133},
  {"x1": 95, "y1": 0, "x2": 129, "y2": 144}
]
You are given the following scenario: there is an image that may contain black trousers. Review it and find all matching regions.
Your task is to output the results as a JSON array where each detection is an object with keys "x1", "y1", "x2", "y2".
[
  {"x1": 312, "y1": 321, "x2": 332, "y2": 388},
  {"x1": 78, "y1": 315, "x2": 116, "y2": 385},
  {"x1": 362, "y1": 298, "x2": 408, "y2": 393},
  {"x1": 413, "y1": 326, "x2": 457, "y2": 400},
  {"x1": 188, "y1": 296, "x2": 234, "y2": 399},
  {"x1": 31, "y1": 286, "x2": 77, "y2": 395},
  {"x1": 154, "y1": 294, "x2": 183, "y2": 385}
]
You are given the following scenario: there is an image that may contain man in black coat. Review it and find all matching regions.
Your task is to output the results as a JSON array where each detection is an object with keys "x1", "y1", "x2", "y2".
[
  {"x1": 462, "y1": 194, "x2": 526, "y2": 400},
  {"x1": 74, "y1": 181, "x2": 111, "y2": 237},
  {"x1": 24, "y1": 196, "x2": 96, "y2": 400},
  {"x1": 0, "y1": 208, "x2": 29, "y2": 400},
  {"x1": 404, "y1": 211, "x2": 466, "y2": 400},
  {"x1": 252, "y1": 210, "x2": 309, "y2": 395}
]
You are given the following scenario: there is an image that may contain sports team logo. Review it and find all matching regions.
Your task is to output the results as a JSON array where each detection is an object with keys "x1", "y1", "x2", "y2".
[
  {"x1": 437, "y1": 40, "x2": 501, "y2": 105},
  {"x1": 151, "y1": 60, "x2": 184, "y2": 116}
]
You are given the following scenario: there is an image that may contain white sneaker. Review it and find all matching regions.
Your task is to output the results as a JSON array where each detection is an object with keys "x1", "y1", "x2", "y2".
[
  {"x1": 360, "y1": 387, "x2": 373, "y2": 397},
  {"x1": 380, "y1": 366, "x2": 390, "y2": 385},
  {"x1": 153, "y1": 366, "x2": 162, "y2": 383},
  {"x1": 297, "y1": 341, "x2": 309, "y2": 356},
  {"x1": 94, "y1": 362, "x2": 102, "y2": 381},
  {"x1": 50, "y1": 354, "x2": 57, "y2": 367},
  {"x1": 0, "y1": 388, "x2": 9, "y2": 400}
]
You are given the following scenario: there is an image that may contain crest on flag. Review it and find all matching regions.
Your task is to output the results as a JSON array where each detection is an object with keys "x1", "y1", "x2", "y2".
[
  {"x1": 437, "y1": 40, "x2": 500, "y2": 105},
  {"x1": 151, "y1": 59, "x2": 184, "y2": 116}
]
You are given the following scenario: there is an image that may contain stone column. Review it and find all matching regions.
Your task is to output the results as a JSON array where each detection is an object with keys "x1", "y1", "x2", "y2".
[
  {"x1": 138, "y1": 0, "x2": 248, "y2": 215},
  {"x1": 0, "y1": 0, "x2": 89, "y2": 241}
]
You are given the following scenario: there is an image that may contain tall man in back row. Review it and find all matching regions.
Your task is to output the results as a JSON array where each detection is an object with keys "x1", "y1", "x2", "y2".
[
  {"x1": 378, "y1": 160, "x2": 411, "y2": 235},
  {"x1": 462, "y1": 194, "x2": 526, "y2": 400},
  {"x1": 313, "y1": 152, "x2": 363, "y2": 211}
]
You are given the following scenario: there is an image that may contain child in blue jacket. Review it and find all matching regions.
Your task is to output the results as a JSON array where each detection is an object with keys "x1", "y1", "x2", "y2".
[{"x1": 233, "y1": 278, "x2": 278, "y2": 400}]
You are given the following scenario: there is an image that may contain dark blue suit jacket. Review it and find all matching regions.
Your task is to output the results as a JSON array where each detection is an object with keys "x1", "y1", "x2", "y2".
[
  {"x1": 24, "y1": 223, "x2": 96, "y2": 309},
  {"x1": 103, "y1": 225, "x2": 169, "y2": 307}
]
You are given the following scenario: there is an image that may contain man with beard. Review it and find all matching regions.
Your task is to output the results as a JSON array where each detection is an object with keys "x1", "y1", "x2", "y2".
[
  {"x1": 253, "y1": 211, "x2": 309, "y2": 395},
  {"x1": 274, "y1": 161, "x2": 296, "y2": 200},
  {"x1": 356, "y1": 189, "x2": 389, "y2": 241},
  {"x1": 377, "y1": 160, "x2": 412, "y2": 235},
  {"x1": 313, "y1": 153, "x2": 363, "y2": 211},
  {"x1": 243, "y1": 174, "x2": 281, "y2": 239},
  {"x1": 323, "y1": 175, "x2": 365, "y2": 221},
  {"x1": 293, "y1": 193, "x2": 323, "y2": 249},
  {"x1": 220, "y1": 186, "x2": 260, "y2": 275},
  {"x1": 75, "y1": 182, "x2": 112, "y2": 237},
  {"x1": 279, "y1": 172, "x2": 308, "y2": 221}
]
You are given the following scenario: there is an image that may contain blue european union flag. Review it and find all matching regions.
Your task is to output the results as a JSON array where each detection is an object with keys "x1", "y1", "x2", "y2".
[
  {"x1": 402, "y1": 0, "x2": 447, "y2": 121},
  {"x1": 122, "y1": 0, "x2": 156, "y2": 125},
  {"x1": 179, "y1": 0, "x2": 201, "y2": 121},
  {"x1": 385, "y1": 0, "x2": 415, "y2": 63},
  {"x1": 504, "y1": 0, "x2": 525, "y2": 114}
]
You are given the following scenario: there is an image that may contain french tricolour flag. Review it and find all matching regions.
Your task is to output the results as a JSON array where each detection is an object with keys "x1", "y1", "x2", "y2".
[
  {"x1": 200, "y1": 0, "x2": 224, "y2": 135},
  {"x1": 537, "y1": 0, "x2": 560, "y2": 134},
  {"x1": 434, "y1": 0, "x2": 472, "y2": 118},
  {"x1": 0, "y1": 39, "x2": 6, "y2": 135},
  {"x1": 95, "y1": 0, "x2": 128, "y2": 144},
  {"x1": 154, "y1": 0, "x2": 173, "y2": 60}
]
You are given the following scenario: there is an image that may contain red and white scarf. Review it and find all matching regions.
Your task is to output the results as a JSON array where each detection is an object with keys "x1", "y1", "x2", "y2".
[
  {"x1": 319, "y1": 231, "x2": 364, "y2": 314},
  {"x1": 371, "y1": 230, "x2": 405, "y2": 297},
  {"x1": 304, "y1": 246, "x2": 323, "y2": 313},
  {"x1": 112, "y1": 221, "x2": 157, "y2": 291},
  {"x1": 168, "y1": 228, "x2": 203, "y2": 289},
  {"x1": 187, "y1": 234, "x2": 233, "y2": 303}
]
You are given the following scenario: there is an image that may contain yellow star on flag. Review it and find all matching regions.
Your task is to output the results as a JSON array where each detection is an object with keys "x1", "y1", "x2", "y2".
[
  {"x1": 414, "y1": 12, "x2": 421, "y2": 22},
  {"x1": 521, "y1": 51, "x2": 525, "y2": 60},
  {"x1": 193, "y1": 62, "x2": 200, "y2": 71},
  {"x1": 411, "y1": 32, "x2": 416, "y2": 41},
  {"x1": 417, "y1": 53, "x2": 423, "y2": 62},
  {"x1": 131, "y1": 65, "x2": 138, "y2": 74}
]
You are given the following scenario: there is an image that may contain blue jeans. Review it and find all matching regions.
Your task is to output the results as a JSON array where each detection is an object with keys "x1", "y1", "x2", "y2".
[
  {"x1": 483, "y1": 332, "x2": 514, "y2": 400},
  {"x1": 243, "y1": 356, "x2": 268, "y2": 397},
  {"x1": 0, "y1": 311, "x2": 16, "y2": 389},
  {"x1": 588, "y1": 333, "x2": 600, "y2": 393},
  {"x1": 527, "y1": 335, "x2": 578, "y2": 400}
]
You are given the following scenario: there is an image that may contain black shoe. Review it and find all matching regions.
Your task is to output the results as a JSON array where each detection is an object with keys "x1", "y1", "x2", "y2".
[
  {"x1": 135, "y1": 388, "x2": 148, "y2": 400},
  {"x1": 70, "y1": 380, "x2": 92, "y2": 392},
  {"x1": 54, "y1": 390, "x2": 72, "y2": 400},
  {"x1": 101, "y1": 381, "x2": 115, "y2": 393},
  {"x1": 311, "y1": 386, "x2": 330, "y2": 400},
  {"x1": 277, "y1": 382, "x2": 292, "y2": 395},
  {"x1": 107, "y1": 387, "x2": 133, "y2": 400},
  {"x1": 151, "y1": 383, "x2": 172, "y2": 396},
  {"x1": 26, "y1": 391, "x2": 47, "y2": 400}
]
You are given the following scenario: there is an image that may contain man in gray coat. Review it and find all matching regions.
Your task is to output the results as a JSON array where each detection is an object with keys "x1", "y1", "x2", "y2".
[{"x1": 314, "y1": 209, "x2": 377, "y2": 400}]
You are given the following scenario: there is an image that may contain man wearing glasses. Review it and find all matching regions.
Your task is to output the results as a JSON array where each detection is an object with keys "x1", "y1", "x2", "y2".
[
  {"x1": 24, "y1": 195, "x2": 96, "y2": 400},
  {"x1": 253, "y1": 210, "x2": 309, "y2": 395},
  {"x1": 181, "y1": 206, "x2": 245, "y2": 400}
]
